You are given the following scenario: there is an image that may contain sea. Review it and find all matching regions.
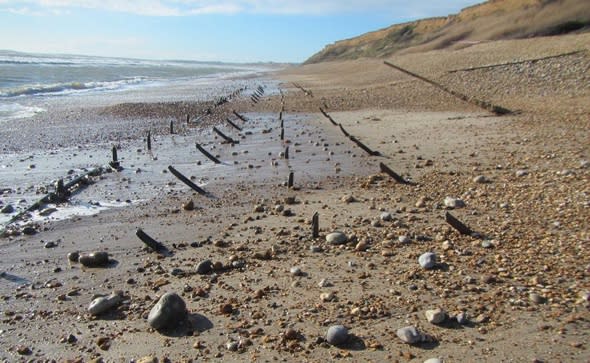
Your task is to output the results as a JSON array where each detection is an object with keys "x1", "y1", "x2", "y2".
[
  {"x1": 0, "y1": 50, "x2": 289, "y2": 230},
  {"x1": 0, "y1": 50, "x2": 271, "y2": 122}
]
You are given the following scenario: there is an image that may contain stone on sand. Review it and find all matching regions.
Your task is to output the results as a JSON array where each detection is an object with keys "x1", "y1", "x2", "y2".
[
  {"x1": 396, "y1": 326, "x2": 423, "y2": 344},
  {"x1": 326, "y1": 232, "x2": 347, "y2": 245},
  {"x1": 425, "y1": 308, "x2": 446, "y2": 324},
  {"x1": 326, "y1": 325, "x2": 349, "y2": 345},
  {"x1": 418, "y1": 252, "x2": 437, "y2": 269},
  {"x1": 148, "y1": 292, "x2": 187, "y2": 330},
  {"x1": 88, "y1": 292, "x2": 123, "y2": 316}
]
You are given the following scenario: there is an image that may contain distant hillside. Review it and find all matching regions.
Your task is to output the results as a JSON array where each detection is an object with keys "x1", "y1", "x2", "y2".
[{"x1": 305, "y1": 0, "x2": 590, "y2": 64}]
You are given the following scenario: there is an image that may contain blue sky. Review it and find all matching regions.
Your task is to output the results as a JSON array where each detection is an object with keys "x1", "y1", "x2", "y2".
[{"x1": 0, "y1": 1, "x2": 482, "y2": 63}]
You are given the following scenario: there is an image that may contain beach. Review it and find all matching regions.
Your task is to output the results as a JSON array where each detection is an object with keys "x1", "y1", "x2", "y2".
[{"x1": 0, "y1": 33, "x2": 589, "y2": 362}]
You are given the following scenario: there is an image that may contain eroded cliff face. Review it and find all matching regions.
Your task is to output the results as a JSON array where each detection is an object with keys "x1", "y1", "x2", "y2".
[{"x1": 304, "y1": 0, "x2": 590, "y2": 64}]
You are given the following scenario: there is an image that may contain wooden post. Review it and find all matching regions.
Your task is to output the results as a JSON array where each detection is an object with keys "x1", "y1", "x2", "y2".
[
  {"x1": 56, "y1": 179, "x2": 67, "y2": 201},
  {"x1": 284, "y1": 146, "x2": 289, "y2": 160},
  {"x1": 170, "y1": 120, "x2": 174, "y2": 134},
  {"x1": 168, "y1": 165, "x2": 207, "y2": 195},
  {"x1": 288, "y1": 171, "x2": 294, "y2": 188},
  {"x1": 147, "y1": 130, "x2": 152, "y2": 151},
  {"x1": 186, "y1": 114, "x2": 190, "y2": 125},
  {"x1": 312, "y1": 212, "x2": 319, "y2": 238},
  {"x1": 112, "y1": 146, "x2": 118, "y2": 163},
  {"x1": 110, "y1": 146, "x2": 120, "y2": 170},
  {"x1": 280, "y1": 127, "x2": 284, "y2": 141}
]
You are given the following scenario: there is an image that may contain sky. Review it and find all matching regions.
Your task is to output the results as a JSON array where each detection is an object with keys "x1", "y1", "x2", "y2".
[{"x1": 0, "y1": 0, "x2": 483, "y2": 63}]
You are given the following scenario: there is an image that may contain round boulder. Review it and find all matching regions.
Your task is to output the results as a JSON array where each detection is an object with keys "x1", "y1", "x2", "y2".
[
  {"x1": 418, "y1": 252, "x2": 437, "y2": 269},
  {"x1": 326, "y1": 232, "x2": 347, "y2": 245},
  {"x1": 326, "y1": 325, "x2": 349, "y2": 345},
  {"x1": 148, "y1": 292, "x2": 187, "y2": 330}
]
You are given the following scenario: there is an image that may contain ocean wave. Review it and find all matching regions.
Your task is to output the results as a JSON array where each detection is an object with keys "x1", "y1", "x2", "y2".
[
  {"x1": 0, "y1": 103, "x2": 46, "y2": 120},
  {"x1": 0, "y1": 77, "x2": 148, "y2": 97}
]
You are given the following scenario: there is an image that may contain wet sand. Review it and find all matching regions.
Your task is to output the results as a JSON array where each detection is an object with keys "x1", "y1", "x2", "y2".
[{"x1": 0, "y1": 33, "x2": 589, "y2": 362}]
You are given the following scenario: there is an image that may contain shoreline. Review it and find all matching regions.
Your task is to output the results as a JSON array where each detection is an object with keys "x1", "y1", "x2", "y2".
[{"x1": 1, "y1": 34, "x2": 589, "y2": 362}]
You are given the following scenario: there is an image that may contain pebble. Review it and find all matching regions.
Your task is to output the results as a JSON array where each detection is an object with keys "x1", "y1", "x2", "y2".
[
  {"x1": 515, "y1": 169, "x2": 528, "y2": 177},
  {"x1": 398, "y1": 235, "x2": 411, "y2": 244},
  {"x1": 67, "y1": 251, "x2": 79, "y2": 262},
  {"x1": 481, "y1": 240, "x2": 493, "y2": 248},
  {"x1": 22, "y1": 226, "x2": 37, "y2": 235},
  {"x1": 341, "y1": 195, "x2": 355, "y2": 203},
  {"x1": 148, "y1": 292, "x2": 188, "y2": 330},
  {"x1": 326, "y1": 325, "x2": 349, "y2": 345},
  {"x1": 39, "y1": 207, "x2": 57, "y2": 216},
  {"x1": 425, "y1": 308, "x2": 446, "y2": 324},
  {"x1": 456, "y1": 311, "x2": 469, "y2": 325},
  {"x1": 355, "y1": 240, "x2": 368, "y2": 251},
  {"x1": 44, "y1": 241, "x2": 57, "y2": 248},
  {"x1": 88, "y1": 292, "x2": 123, "y2": 316},
  {"x1": 310, "y1": 245, "x2": 322, "y2": 253},
  {"x1": 320, "y1": 292, "x2": 335, "y2": 302},
  {"x1": 284, "y1": 328, "x2": 299, "y2": 340},
  {"x1": 326, "y1": 232, "x2": 348, "y2": 245},
  {"x1": 424, "y1": 358, "x2": 443, "y2": 363},
  {"x1": 136, "y1": 357, "x2": 158, "y2": 363},
  {"x1": 1, "y1": 204, "x2": 14, "y2": 214},
  {"x1": 443, "y1": 197, "x2": 465, "y2": 208},
  {"x1": 396, "y1": 326, "x2": 423, "y2": 344},
  {"x1": 473, "y1": 175, "x2": 489, "y2": 183},
  {"x1": 380, "y1": 212, "x2": 392, "y2": 221},
  {"x1": 78, "y1": 251, "x2": 110, "y2": 267},
  {"x1": 226, "y1": 340, "x2": 239, "y2": 351},
  {"x1": 290, "y1": 266, "x2": 303, "y2": 276},
  {"x1": 418, "y1": 252, "x2": 437, "y2": 269},
  {"x1": 529, "y1": 292, "x2": 545, "y2": 304},
  {"x1": 318, "y1": 278, "x2": 332, "y2": 287},
  {"x1": 415, "y1": 197, "x2": 426, "y2": 208},
  {"x1": 182, "y1": 199, "x2": 195, "y2": 211},
  {"x1": 196, "y1": 259, "x2": 213, "y2": 275}
]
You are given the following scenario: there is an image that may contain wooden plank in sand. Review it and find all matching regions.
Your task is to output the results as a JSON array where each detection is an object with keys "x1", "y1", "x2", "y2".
[
  {"x1": 319, "y1": 107, "x2": 338, "y2": 126},
  {"x1": 195, "y1": 143, "x2": 222, "y2": 164},
  {"x1": 338, "y1": 123, "x2": 350, "y2": 137},
  {"x1": 136, "y1": 228, "x2": 166, "y2": 252},
  {"x1": 383, "y1": 61, "x2": 512, "y2": 116},
  {"x1": 445, "y1": 212, "x2": 473, "y2": 235},
  {"x1": 349, "y1": 135, "x2": 380, "y2": 156},
  {"x1": 379, "y1": 162, "x2": 409, "y2": 184},
  {"x1": 232, "y1": 110, "x2": 249, "y2": 122},
  {"x1": 167, "y1": 165, "x2": 207, "y2": 195},
  {"x1": 213, "y1": 127, "x2": 239, "y2": 144},
  {"x1": 226, "y1": 118, "x2": 242, "y2": 131}
]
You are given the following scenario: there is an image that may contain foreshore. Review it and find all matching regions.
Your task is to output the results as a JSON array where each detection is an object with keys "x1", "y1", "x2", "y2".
[{"x1": 0, "y1": 33, "x2": 588, "y2": 362}]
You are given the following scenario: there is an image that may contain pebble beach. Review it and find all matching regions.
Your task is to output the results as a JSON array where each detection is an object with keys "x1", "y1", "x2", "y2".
[{"x1": 0, "y1": 32, "x2": 589, "y2": 362}]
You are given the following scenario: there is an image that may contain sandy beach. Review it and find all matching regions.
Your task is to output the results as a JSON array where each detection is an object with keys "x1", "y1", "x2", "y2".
[{"x1": 0, "y1": 32, "x2": 589, "y2": 362}]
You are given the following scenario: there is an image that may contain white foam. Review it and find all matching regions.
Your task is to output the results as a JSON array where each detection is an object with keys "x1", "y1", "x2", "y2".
[{"x1": 0, "y1": 103, "x2": 45, "y2": 121}]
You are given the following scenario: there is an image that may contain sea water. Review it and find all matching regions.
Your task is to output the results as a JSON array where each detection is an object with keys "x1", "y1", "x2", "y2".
[{"x1": 0, "y1": 50, "x2": 269, "y2": 121}]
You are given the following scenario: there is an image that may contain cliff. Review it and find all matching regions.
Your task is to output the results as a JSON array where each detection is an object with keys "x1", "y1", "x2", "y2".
[{"x1": 305, "y1": 0, "x2": 590, "y2": 64}]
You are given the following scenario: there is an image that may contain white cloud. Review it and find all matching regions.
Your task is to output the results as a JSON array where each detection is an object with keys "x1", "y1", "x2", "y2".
[{"x1": 1, "y1": 0, "x2": 480, "y2": 16}]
